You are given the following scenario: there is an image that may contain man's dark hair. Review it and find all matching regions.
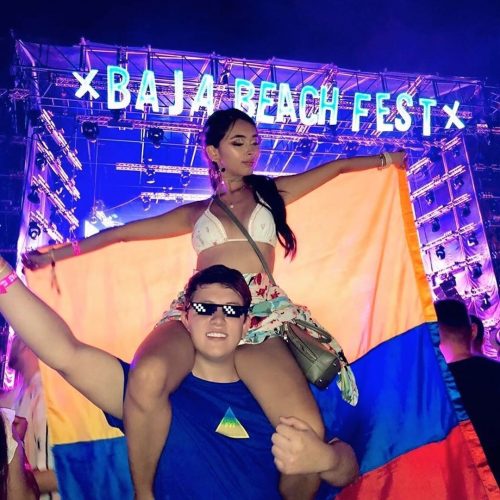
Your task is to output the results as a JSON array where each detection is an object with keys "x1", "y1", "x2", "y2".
[
  {"x1": 184, "y1": 265, "x2": 251, "y2": 311},
  {"x1": 435, "y1": 299, "x2": 471, "y2": 341}
]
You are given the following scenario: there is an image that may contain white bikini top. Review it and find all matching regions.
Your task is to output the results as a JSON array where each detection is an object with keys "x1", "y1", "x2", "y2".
[{"x1": 192, "y1": 196, "x2": 278, "y2": 255}]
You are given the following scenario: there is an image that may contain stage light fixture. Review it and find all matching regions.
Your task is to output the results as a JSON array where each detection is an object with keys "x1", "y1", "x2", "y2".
[
  {"x1": 467, "y1": 233, "x2": 478, "y2": 247},
  {"x1": 424, "y1": 191, "x2": 435, "y2": 206},
  {"x1": 480, "y1": 293, "x2": 491, "y2": 311},
  {"x1": 452, "y1": 175, "x2": 464, "y2": 191},
  {"x1": 428, "y1": 146, "x2": 442, "y2": 163},
  {"x1": 296, "y1": 138, "x2": 313, "y2": 158},
  {"x1": 147, "y1": 127, "x2": 164, "y2": 149},
  {"x1": 180, "y1": 169, "x2": 191, "y2": 187},
  {"x1": 431, "y1": 218, "x2": 440, "y2": 232},
  {"x1": 439, "y1": 275, "x2": 457, "y2": 298},
  {"x1": 461, "y1": 202, "x2": 471, "y2": 218},
  {"x1": 471, "y1": 263, "x2": 483, "y2": 279},
  {"x1": 141, "y1": 195, "x2": 152, "y2": 212},
  {"x1": 28, "y1": 109, "x2": 42, "y2": 128},
  {"x1": 435, "y1": 245, "x2": 446, "y2": 260},
  {"x1": 82, "y1": 121, "x2": 99, "y2": 143},
  {"x1": 28, "y1": 221, "x2": 41, "y2": 240},
  {"x1": 145, "y1": 167, "x2": 156, "y2": 185},
  {"x1": 35, "y1": 152, "x2": 47, "y2": 171},
  {"x1": 27, "y1": 186, "x2": 40, "y2": 204},
  {"x1": 452, "y1": 146, "x2": 461, "y2": 158},
  {"x1": 219, "y1": 66, "x2": 231, "y2": 85}
]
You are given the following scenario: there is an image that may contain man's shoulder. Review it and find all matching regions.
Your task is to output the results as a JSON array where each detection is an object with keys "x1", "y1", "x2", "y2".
[{"x1": 449, "y1": 356, "x2": 500, "y2": 381}]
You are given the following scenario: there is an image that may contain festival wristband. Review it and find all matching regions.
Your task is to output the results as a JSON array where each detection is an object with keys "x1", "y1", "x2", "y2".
[
  {"x1": 71, "y1": 240, "x2": 81, "y2": 256},
  {"x1": 0, "y1": 271, "x2": 18, "y2": 294}
]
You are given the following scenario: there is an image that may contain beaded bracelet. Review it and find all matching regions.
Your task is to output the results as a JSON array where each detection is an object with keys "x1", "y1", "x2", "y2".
[{"x1": 378, "y1": 152, "x2": 393, "y2": 170}]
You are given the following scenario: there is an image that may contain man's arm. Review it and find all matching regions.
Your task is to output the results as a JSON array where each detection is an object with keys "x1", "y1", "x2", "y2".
[
  {"x1": 33, "y1": 469, "x2": 59, "y2": 494},
  {"x1": 7, "y1": 435, "x2": 40, "y2": 499},
  {"x1": 271, "y1": 416, "x2": 359, "y2": 488}
]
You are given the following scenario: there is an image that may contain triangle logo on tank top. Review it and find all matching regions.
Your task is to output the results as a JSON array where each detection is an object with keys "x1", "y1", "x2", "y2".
[{"x1": 215, "y1": 407, "x2": 249, "y2": 439}]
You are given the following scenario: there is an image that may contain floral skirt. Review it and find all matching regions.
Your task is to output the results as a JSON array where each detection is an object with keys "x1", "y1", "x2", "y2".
[{"x1": 157, "y1": 272, "x2": 358, "y2": 405}]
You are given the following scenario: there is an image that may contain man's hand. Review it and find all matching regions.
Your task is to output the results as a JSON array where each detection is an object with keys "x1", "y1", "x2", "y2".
[{"x1": 272, "y1": 416, "x2": 335, "y2": 475}]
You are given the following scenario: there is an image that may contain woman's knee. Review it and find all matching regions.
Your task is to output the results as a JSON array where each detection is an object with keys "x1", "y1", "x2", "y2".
[
  {"x1": 128, "y1": 355, "x2": 171, "y2": 399},
  {"x1": 129, "y1": 324, "x2": 195, "y2": 398}
]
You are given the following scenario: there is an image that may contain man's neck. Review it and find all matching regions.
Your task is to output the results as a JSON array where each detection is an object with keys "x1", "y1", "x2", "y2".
[
  {"x1": 192, "y1": 355, "x2": 239, "y2": 383},
  {"x1": 440, "y1": 340, "x2": 473, "y2": 364}
]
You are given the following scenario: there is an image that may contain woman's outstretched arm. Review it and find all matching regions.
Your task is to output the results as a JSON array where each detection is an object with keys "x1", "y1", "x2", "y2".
[
  {"x1": 23, "y1": 201, "x2": 196, "y2": 269},
  {"x1": 0, "y1": 257, "x2": 124, "y2": 418},
  {"x1": 275, "y1": 151, "x2": 406, "y2": 204}
]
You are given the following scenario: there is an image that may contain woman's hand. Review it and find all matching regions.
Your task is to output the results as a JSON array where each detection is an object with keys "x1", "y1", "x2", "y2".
[
  {"x1": 21, "y1": 250, "x2": 51, "y2": 270},
  {"x1": 387, "y1": 151, "x2": 408, "y2": 170}
]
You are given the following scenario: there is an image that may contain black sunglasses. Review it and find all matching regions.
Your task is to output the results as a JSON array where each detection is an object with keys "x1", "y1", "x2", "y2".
[{"x1": 188, "y1": 301, "x2": 248, "y2": 318}]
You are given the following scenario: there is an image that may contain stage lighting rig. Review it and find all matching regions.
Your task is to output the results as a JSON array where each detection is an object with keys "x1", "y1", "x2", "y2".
[
  {"x1": 82, "y1": 121, "x2": 99, "y2": 143},
  {"x1": 439, "y1": 274, "x2": 458, "y2": 298},
  {"x1": 428, "y1": 146, "x2": 442, "y2": 163},
  {"x1": 145, "y1": 167, "x2": 156, "y2": 185},
  {"x1": 466, "y1": 233, "x2": 479, "y2": 247},
  {"x1": 219, "y1": 65, "x2": 231, "y2": 85},
  {"x1": 452, "y1": 175, "x2": 464, "y2": 191},
  {"x1": 180, "y1": 169, "x2": 191, "y2": 187},
  {"x1": 296, "y1": 138, "x2": 313, "y2": 158},
  {"x1": 28, "y1": 221, "x2": 41, "y2": 239},
  {"x1": 435, "y1": 245, "x2": 446, "y2": 260},
  {"x1": 431, "y1": 218, "x2": 440, "y2": 232},
  {"x1": 35, "y1": 152, "x2": 47, "y2": 171},
  {"x1": 471, "y1": 262, "x2": 483, "y2": 279},
  {"x1": 461, "y1": 202, "x2": 471, "y2": 218},
  {"x1": 147, "y1": 127, "x2": 164, "y2": 149},
  {"x1": 27, "y1": 186, "x2": 40, "y2": 204},
  {"x1": 425, "y1": 191, "x2": 435, "y2": 206},
  {"x1": 480, "y1": 293, "x2": 491, "y2": 310},
  {"x1": 141, "y1": 194, "x2": 152, "y2": 212}
]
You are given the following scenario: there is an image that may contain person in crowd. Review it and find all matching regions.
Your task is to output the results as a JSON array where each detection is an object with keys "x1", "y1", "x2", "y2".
[
  {"x1": 8, "y1": 337, "x2": 59, "y2": 499},
  {"x1": 436, "y1": 299, "x2": 500, "y2": 485},
  {"x1": 0, "y1": 407, "x2": 40, "y2": 499}
]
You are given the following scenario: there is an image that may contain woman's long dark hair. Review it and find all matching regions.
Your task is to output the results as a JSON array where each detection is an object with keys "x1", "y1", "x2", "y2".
[{"x1": 203, "y1": 108, "x2": 297, "y2": 258}]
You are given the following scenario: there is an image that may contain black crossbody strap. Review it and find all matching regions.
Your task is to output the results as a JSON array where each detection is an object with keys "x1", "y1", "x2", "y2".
[{"x1": 212, "y1": 196, "x2": 277, "y2": 286}]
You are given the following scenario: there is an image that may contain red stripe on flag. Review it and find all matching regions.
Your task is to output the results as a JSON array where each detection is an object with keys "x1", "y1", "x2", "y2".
[{"x1": 338, "y1": 421, "x2": 499, "y2": 500}]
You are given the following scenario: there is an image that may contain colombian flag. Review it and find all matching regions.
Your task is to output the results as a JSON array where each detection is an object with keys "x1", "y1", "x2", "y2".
[{"x1": 26, "y1": 166, "x2": 498, "y2": 499}]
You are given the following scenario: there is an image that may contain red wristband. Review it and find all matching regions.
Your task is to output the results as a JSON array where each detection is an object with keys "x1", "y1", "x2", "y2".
[{"x1": 0, "y1": 271, "x2": 18, "y2": 294}]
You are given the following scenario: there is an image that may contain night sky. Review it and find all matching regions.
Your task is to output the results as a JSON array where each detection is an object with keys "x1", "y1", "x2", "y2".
[{"x1": 1, "y1": 0, "x2": 499, "y2": 84}]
